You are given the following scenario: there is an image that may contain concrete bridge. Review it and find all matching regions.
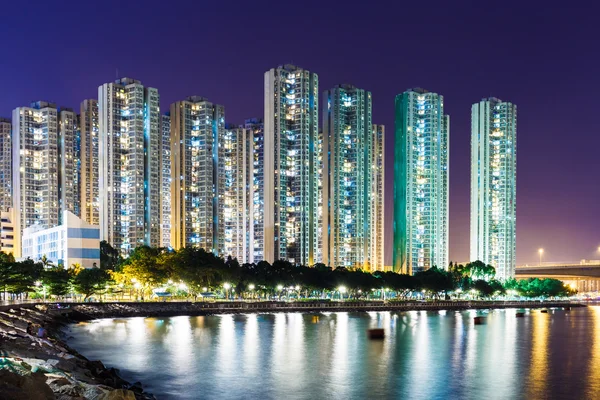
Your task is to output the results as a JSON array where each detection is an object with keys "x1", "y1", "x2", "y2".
[{"x1": 515, "y1": 260, "x2": 600, "y2": 292}]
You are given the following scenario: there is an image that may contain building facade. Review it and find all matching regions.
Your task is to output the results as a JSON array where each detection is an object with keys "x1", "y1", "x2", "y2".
[
  {"x1": 160, "y1": 113, "x2": 171, "y2": 248},
  {"x1": 0, "y1": 118, "x2": 11, "y2": 212},
  {"x1": 80, "y1": 99, "x2": 100, "y2": 226},
  {"x1": 370, "y1": 124, "x2": 385, "y2": 271},
  {"x1": 245, "y1": 118, "x2": 264, "y2": 263},
  {"x1": 0, "y1": 209, "x2": 15, "y2": 255},
  {"x1": 264, "y1": 64, "x2": 321, "y2": 265},
  {"x1": 170, "y1": 97, "x2": 225, "y2": 253},
  {"x1": 470, "y1": 98, "x2": 517, "y2": 280},
  {"x1": 222, "y1": 125, "x2": 252, "y2": 262},
  {"x1": 98, "y1": 78, "x2": 161, "y2": 253},
  {"x1": 322, "y1": 85, "x2": 372, "y2": 269},
  {"x1": 22, "y1": 211, "x2": 100, "y2": 269},
  {"x1": 11, "y1": 101, "x2": 78, "y2": 256},
  {"x1": 58, "y1": 107, "x2": 79, "y2": 219},
  {"x1": 393, "y1": 89, "x2": 449, "y2": 274}
]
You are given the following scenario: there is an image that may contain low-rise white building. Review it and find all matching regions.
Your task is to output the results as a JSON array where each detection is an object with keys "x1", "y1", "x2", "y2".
[{"x1": 22, "y1": 211, "x2": 100, "y2": 268}]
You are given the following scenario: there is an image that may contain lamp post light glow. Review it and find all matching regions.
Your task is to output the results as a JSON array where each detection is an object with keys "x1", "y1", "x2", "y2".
[
  {"x1": 538, "y1": 248, "x2": 544, "y2": 266},
  {"x1": 223, "y1": 282, "x2": 231, "y2": 300},
  {"x1": 338, "y1": 286, "x2": 347, "y2": 301},
  {"x1": 277, "y1": 284, "x2": 283, "y2": 291},
  {"x1": 249, "y1": 284, "x2": 255, "y2": 290},
  {"x1": 202, "y1": 287, "x2": 208, "y2": 292}
]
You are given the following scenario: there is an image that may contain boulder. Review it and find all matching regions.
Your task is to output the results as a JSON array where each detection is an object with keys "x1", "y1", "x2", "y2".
[
  {"x1": 88, "y1": 360, "x2": 106, "y2": 374},
  {"x1": 0, "y1": 369, "x2": 55, "y2": 400},
  {"x1": 97, "y1": 389, "x2": 137, "y2": 400},
  {"x1": 55, "y1": 358, "x2": 77, "y2": 372}
]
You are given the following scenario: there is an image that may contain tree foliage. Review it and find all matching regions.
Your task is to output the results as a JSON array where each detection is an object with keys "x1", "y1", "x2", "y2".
[{"x1": 0, "y1": 250, "x2": 577, "y2": 300}]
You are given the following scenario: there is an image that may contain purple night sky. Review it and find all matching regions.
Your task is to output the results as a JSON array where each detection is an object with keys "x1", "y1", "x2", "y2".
[{"x1": 1, "y1": 1, "x2": 598, "y2": 266}]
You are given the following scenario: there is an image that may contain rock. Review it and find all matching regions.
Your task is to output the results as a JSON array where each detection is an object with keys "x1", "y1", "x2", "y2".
[
  {"x1": 0, "y1": 369, "x2": 55, "y2": 400},
  {"x1": 97, "y1": 389, "x2": 137, "y2": 400},
  {"x1": 88, "y1": 360, "x2": 106, "y2": 374},
  {"x1": 20, "y1": 361, "x2": 32, "y2": 370},
  {"x1": 47, "y1": 376, "x2": 70, "y2": 387},
  {"x1": 128, "y1": 381, "x2": 143, "y2": 393},
  {"x1": 55, "y1": 358, "x2": 77, "y2": 372}
]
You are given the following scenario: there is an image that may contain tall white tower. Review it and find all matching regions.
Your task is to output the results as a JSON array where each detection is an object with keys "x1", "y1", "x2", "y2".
[
  {"x1": 264, "y1": 64, "x2": 321, "y2": 265},
  {"x1": 98, "y1": 78, "x2": 161, "y2": 253},
  {"x1": 471, "y1": 98, "x2": 517, "y2": 280}
]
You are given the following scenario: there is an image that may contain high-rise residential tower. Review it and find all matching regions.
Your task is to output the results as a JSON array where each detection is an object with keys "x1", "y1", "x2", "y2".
[
  {"x1": 80, "y1": 99, "x2": 99, "y2": 225},
  {"x1": 264, "y1": 64, "x2": 321, "y2": 265},
  {"x1": 11, "y1": 101, "x2": 79, "y2": 256},
  {"x1": 322, "y1": 85, "x2": 373, "y2": 269},
  {"x1": 246, "y1": 118, "x2": 264, "y2": 263},
  {"x1": 98, "y1": 78, "x2": 161, "y2": 253},
  {"x1": 393, "y1": 89, "x2": 449, "y2": 274},
  {"x1": 222, "y1": 125, "x2": 252, "y2": 262},
  {"x1": 170, "y1": 96, "x2": 225, "y2": 253},
  {"x1": 160, "y1": 113, "x2": 171, "y2": 248},
  {"x1": 370, "y1": 124, "x2": 385, "y2": 271},
  {"x1": 0, "y1": 118, "x2": 11, "y2": 212},
  {"x1": 470, "y1": 98, "x2": 517, "y2": 280},
  {"x1": 57, "y1": 108, "x2": 79, "y2": 219}
]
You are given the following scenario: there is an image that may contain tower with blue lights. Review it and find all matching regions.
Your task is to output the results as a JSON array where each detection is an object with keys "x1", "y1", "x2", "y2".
[
  {"x1": 264, "y1": 64, "x2": 321, "y2": 265},
  {"x1": 98, "y1": 78, "x2": 161, "y2": 253},
  {"x1": 322, "y1": 85, "x2": 376, "y2": 269},
  {"x1": 393, "y1": 88, "x2": 449, "y2": 274}
]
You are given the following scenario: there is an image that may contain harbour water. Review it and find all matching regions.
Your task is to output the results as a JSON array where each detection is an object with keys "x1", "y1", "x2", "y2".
[{"x1": 68, "y1": 306, "x2": 600, "y2": 399}]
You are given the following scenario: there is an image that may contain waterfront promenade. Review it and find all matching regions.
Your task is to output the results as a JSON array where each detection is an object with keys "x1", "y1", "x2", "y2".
[{"x1": 0, "y1": 299, "x2": 583, "y2": 320}]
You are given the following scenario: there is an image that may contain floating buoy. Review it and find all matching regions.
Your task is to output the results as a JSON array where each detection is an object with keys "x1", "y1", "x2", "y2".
[
  {"x1": 368, "y1": 328, "x2": 385, "y2": 339},
  {"x1": 516, "y1": 312, "x2": 525, "y2": 318},
  {"x1": 474, "y1": 316, "x2": 486, "y2": 325},
  {"x1": 541, "y1": 309, "x2": 548, "y2": 313}
]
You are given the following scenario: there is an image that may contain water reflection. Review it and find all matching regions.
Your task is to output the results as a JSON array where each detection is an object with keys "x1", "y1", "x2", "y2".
[
  {"x1": 527, "y1": 311, "x2": 549, "y2": 397},
  {"x1": 67, "y1": 308, "x2": 598, "y2": 400},
  {"x1": 587, "y1": 306, "x2": 600, "y2": 397}
]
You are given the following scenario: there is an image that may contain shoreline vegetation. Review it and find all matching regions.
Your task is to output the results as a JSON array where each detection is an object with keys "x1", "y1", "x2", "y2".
[
  {"x1": 1, "y1": 244, "x2": 576, "y2": 305},
  {"x1": 0, "y1": 300, "x2": 585, "y2": 399}
]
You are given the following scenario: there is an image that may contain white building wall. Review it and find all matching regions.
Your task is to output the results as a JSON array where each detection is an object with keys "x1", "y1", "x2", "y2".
[{"x1": 22, "y1": 211, "x2": 100, "y2": 268}]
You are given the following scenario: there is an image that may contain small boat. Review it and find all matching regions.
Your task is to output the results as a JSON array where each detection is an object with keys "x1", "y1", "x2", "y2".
[
  {"x1": 474, "y1": 316, "x2": 486, "y2": 325},
  {"x1": 541, "y1": 309, "x2": 548, "y2": 313},
  {"x1": 516, "y1": 312, "x2": 525, "y2": 318},
  {"x1": 368, "y1": 328, "x2": 385, "y2": 339}
]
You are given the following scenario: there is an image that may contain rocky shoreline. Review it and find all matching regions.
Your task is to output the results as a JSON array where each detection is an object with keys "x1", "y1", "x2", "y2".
[{"x1": 0, "y1": 304, "x2": 155, "y2": 400}]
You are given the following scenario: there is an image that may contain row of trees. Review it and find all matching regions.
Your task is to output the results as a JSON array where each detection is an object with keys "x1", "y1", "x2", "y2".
[{"x1": 0, "y1": 243, "x2": 575, "y2": 301}]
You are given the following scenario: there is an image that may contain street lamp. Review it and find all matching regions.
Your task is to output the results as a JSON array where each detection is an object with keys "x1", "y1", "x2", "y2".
[
  {"x1": 538, "y1": 248, "x2": 544, "y2": 266},
  {"x1": 223, "y1": 282, "x2": 231, "y2": 300},
  {"x1": 338, "y1": 286, "x2": 347, "y2": 301}
]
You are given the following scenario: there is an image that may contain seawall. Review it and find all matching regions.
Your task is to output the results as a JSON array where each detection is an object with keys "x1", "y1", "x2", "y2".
[{"x1": 61, "y1": 299, "x2": 584, "y2": 320}]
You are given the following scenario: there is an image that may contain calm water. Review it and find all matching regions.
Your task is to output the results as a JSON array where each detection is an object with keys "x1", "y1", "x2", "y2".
[{"x1": 67, "y1": 307, "x2": 600, "y2": 400}]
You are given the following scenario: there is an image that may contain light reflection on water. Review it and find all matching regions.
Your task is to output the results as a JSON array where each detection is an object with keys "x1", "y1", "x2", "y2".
[{"x1": 68, "y1": 307, "x2": 600, "y2": 400}]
